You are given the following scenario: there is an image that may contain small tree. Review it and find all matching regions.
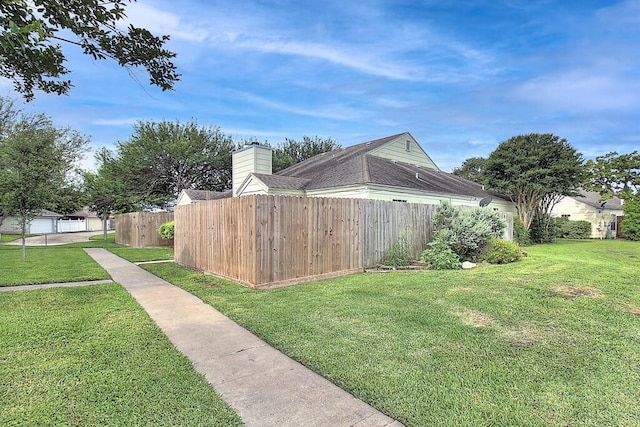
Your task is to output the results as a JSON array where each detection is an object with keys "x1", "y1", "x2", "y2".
[{"x1": 0, "y1": 109, "x2": 87, "y2": 259}]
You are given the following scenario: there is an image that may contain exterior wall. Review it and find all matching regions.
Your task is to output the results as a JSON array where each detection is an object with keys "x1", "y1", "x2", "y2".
[
  {"x1": 369, "y1": 134, "x2": 439, "y2": 170},
  {"x1": 87, "y1": 217, "x2": 109, "y2": 231},
  {"x1": 0, "y1": 216, "x2": 22, "y2": 234},
  {"x1": 175, "y1": 192, "x2": 193, "y2": 206},
  {"x1": 551, "y1": 197, "x2": 623, "y2": 239},
  {"x1": 237, "y1": 175, "x2": 270, "y2": 196},
  {"x1": 306, "y1": 184, "x2": 517, "y2": 214},
  {"x1": 232, "y1": 145, "x2": 272, "y2": 196}
]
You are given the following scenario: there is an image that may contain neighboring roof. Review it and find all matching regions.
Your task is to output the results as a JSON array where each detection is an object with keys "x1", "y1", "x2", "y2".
[
  {"x1": 265, "y1": 134, "x2": 509, "y2": 201},
  {"x1": 573, "y1": 191, "x2": 623, "y2": 210},
  {"x1": 183, "y1": 189, "x2": 232, "y2": 201},
  {"x1": 39, "y1": 209, "x2": 62, "y2": 217}
]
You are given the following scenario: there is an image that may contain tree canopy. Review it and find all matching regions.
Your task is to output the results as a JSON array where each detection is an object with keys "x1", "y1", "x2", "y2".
[
  {"x1": 584, "y1": 150, "x2": 640, "y2": 200},
  {"x1": 452, "y1": 156, "x2": 486, "y2": 184},
  {"x1": 271, "y1": 136, "x2": 341, "y2": 173},
  {"x1": 0, "y1": 0, "x2": 179, "y2": 100},
  {"x1": 104, "y1": 120, "x2": 237, "y2": 208},
  {"x1": 483, "y1": 133, "x2": 584, "y2": 232}
]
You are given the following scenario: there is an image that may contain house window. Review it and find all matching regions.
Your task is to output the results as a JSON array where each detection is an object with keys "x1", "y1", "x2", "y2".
[
  {"x1": 405, "y1": 140, "x2": 411, "y2": 152},
  {"x1": 561, "y1": 214, "x2": 570, "y2": 219},
  {"x1": 610, "y1": 214, "x2": 617, "y2": 231},
  {"x1": 393, "y1": 199, "x2": 407, "y2": 203}
]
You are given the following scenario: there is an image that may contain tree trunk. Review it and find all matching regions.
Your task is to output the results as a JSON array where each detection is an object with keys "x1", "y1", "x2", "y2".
[{"x1": 20, "y1": 217, "x2": 26, "y2": 261}]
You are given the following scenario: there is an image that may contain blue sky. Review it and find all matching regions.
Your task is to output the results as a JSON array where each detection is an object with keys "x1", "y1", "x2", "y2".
[{"x1": 3, "y1": 0, "x2": 639, "y2": 172}]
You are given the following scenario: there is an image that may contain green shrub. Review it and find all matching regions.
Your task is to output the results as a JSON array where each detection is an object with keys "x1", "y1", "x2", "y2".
[
  {"x1": 529, "y1": 213, "x2": 556, "y2": 243},
  {"x1": 513, "y1": 216, "x2": 531, "y2": 246},
  {"x1": 555, "y1": 218, "x2": 591, "y2": 239},
  {"x1": 420, "y1": 238, "x2": 460, "y2": 270},
  {"x1": 478, "y1": 238, "x2": 521, "y2": 264},
  {"x1": 621, "y1": 195, "x2": 640, "y2": 241},
  {"x1": 158, "y1": 220, "x2": 175, "y2": 240},
  {"x1": 383, "y1": 235, "x2": 413, "y2": 267}
]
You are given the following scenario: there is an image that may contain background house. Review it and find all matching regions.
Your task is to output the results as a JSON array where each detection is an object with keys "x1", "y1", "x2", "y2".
[
  {"x1": 229, "y1": 132, "x2": 516, "y2": 213},
  {"x1": 0, "y1": 209, "x2": 113, "y2": 234},
  {"x1": 0, "y1": 210, "x2": 61, "y2": 234},
  {"x1": 551, "y1": 191, "x2": 624, "y2": 239}
]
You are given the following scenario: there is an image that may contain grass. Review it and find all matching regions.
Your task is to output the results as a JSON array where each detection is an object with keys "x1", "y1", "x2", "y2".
[
  {"x1": 0, "y1": 284, "x2": 242, "y2": 426},
  {"x1": 0, "y1": 234, "x2": 24, "y2": 243},
  {"x1": 0, "y1": 246, "x2": 111, "y2": 286},
  {"x1": 0, "y1": 234, "x2": 173, "y2": 286},
  {"x1": 143, "y1": 239, "x2": 640, "y2": 426}
]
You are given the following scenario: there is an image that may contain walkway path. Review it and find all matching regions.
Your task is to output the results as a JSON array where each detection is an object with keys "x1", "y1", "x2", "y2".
[
  {"x1": 5, "y1": 231, "x2": 104, "y2": 246},
  {"x1": 84, "y1": 248, "x2": 402, "y2": 427}
]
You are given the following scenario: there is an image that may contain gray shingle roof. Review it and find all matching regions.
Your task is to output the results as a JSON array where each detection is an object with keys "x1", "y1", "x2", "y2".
[
  {"x1": 183, "y1": 189, "x2": 232, "y2": 201},
  {"x1": 574, "y1": 191, "x2": 623, "y2": 210},
  {"x1": 269, "y1": 134, "x2": 509, "y2": 200}
]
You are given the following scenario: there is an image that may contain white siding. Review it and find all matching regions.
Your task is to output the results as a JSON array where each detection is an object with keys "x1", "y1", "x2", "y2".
[
  {"x1": 369, "y1": 133, "x2": 439, "y2": 170},
  {"x1": 551, "y1": 197, "x2": 623, "y2": 239},
  {"x1": 232, "y1": 145, "x2": 272, "y2": 196}
]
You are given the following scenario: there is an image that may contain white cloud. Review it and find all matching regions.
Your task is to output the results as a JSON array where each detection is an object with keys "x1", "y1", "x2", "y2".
[{"x1": 514, "y1": 71, "x2": 640, "y2": 113}]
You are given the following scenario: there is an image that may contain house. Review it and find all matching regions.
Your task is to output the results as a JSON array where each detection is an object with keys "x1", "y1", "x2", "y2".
[
  {"x1": 0, "y1": 209, "x2": 62, "y2": 234},
  {"x1": 58, "y1": 209, "x2": 114, "y2": 232},
  {"x1": 551, "y1": 191, "x2": 624, "y2": 239},
  {"x1": 229, "y1": 132, "x2": 516, "y2": 213},
  {"x1": 176, "y1": 189, "x2": 232, "y2": 205}
]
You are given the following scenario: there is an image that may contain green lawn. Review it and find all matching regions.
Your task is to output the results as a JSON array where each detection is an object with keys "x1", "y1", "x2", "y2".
[
  {"x1": 143, "y1": 239, "x2": 640, "y2": 427},
  {"x1": 0, "y1": 234, "x2": 24, "y2": 243},
  {"x1": 0, "y1": 234, "x2": 173, "y2": 286},
  {"x1": 0, "y1": 284, "x2": 242, "y2": 426},
  {"x1": 0, "y1": 246, "x2": 111, "y2": 286}
]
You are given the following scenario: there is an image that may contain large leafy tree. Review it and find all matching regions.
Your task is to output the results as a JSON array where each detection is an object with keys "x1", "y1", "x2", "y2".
[
  {"x1": 484, "y1": 133, "x2": 584, "y2": 232},
  {"x1": 0, "y1": 0, "x2": 179, "y2": 101},
  {"x1": 109, "y1": 120, "x2": 237, "y2": 208},
  {"x1": 272, "y1": 136, "x2": 341, "y2": 173},
  {"x1": 585, "y1": 151, "x2": 640, "y2": 199},
  {"x1": 0, "y1": 106, "x2": 87, "y2": 259}
]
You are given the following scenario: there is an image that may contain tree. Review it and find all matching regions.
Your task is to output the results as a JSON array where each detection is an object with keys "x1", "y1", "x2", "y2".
[
  {"x1": 1, "y1": 0, "x2": 179, "y2": 101},
  {"x1": 110, "y1": 120, "x2": 237, "y2": 208},
  {"x1": 272, "y1": 136, "x2": 341, "y2": 173},
  {"x1": 585, "y1": 151, "x2": 640, "y2": 200},
  {"x1": 585, "y1": 150, "x2": 640, "y2": 240},
  {"x1": 0, "y1": 109, "x2": 87, "y2": 259},
  {"x1": 83, "y1": 148, "x2": 138, "y2": 239},
  {"x1": 620, "y1": 195, "x2": 640, "y2": 241},
  {"x1": 452, "y1": 156, "x2": 486, "y2": 184},
  {"x1": 483, "y1": 133, "x2": 584, "y2": 234}
]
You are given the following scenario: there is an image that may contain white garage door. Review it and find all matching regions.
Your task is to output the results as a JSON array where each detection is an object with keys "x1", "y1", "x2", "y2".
[{"x1": 29, "y1": 218, "x2": 56, "y2": 234}]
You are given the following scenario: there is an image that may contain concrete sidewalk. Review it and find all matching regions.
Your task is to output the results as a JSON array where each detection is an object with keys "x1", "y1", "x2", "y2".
[{"x1": 84, "y1": 248, "x2": 402, "y2": 427}]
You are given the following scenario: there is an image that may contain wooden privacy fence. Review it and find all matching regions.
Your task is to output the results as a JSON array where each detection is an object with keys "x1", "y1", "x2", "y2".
[
  {"x1": 115, "y1": 211, "x2": 174, "y2": 248},
  {"x1": 175, "y1": 194, "x2": 513, "y2": 289}
]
